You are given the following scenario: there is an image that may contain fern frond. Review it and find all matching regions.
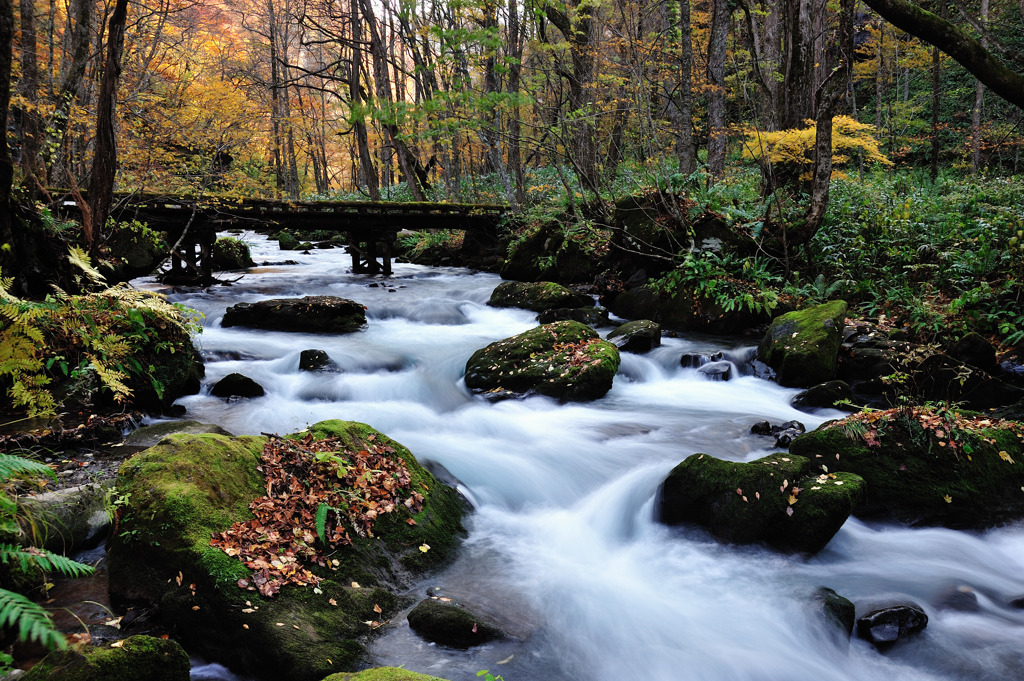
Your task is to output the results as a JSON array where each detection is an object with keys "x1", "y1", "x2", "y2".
[
  {"x1": 0, "y1": 544, "x2": 95, "y2": 578},
  {"x1": 67, "y1": 246, "x2": 106, "y2": 284},
  {"x1": 0, "y1": 454, "x2": 56, "y2": 482},
  {"x1": 0, "y1": 588, "x2": 66, "y2": 650}
]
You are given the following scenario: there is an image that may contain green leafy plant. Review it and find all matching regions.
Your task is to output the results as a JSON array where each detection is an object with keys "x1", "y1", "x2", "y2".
[{"x1": 0, "y1": 453, "x2": 96, "y2": 652}]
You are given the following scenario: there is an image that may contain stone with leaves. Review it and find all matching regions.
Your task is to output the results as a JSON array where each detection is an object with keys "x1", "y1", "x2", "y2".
[{"x1": 107, "y1": 420, "x2": 466, "y2": 681}]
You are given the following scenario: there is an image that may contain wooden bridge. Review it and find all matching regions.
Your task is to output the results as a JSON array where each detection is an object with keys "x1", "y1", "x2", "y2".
[{"x1": 56, "y1": 193, "x2": 507, "y2": 282}]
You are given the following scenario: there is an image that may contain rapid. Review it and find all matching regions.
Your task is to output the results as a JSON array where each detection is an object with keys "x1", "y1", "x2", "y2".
[{"x1": 138, "y1": 234, "x2": 1024, "y2": 681}]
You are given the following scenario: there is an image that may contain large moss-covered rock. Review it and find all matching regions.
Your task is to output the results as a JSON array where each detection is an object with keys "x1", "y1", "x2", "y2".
[
  {"x1": 212, "y1": 237, "x2": 256, "y2": 270},
  {"x1": 464, "y1": 321, "x2": 620, "y2": 401},
  {"x1": 658, "y1": 452, "x2": 865, "y2": 554},
  {"x1": 222, "y1": 296, "x2": 367, "y2": 334},
  {"x1": 488, "y1": 281, "x2": 593, "y2": 312},
  {"x1": 22, "y1": 635, "x2": 190, "y2": 681},
  {"x1": 107, "y1": 421, "x2": 466, "y2": 681},
  {"x1": 500, "y1": 218, "x2": 607, "y2": 284},
  {"x1": 322, "y1": 669, "x2": 449, "y2": 681},
  {"x1": 100, "y1": 221, "x2": 170, "y2": 283},
  {"x1": 758, "y1": 301, "x2": 847, "y2": 387},
  {"x1": 606, "y1": 319, "x2": 661, "y2": 353},
  {"x1": 604, "y1": 284, "x2": 770, "y2": 334},
  {"x1": 789, "y1": 411, "x2": 1024, "y2": 528}
]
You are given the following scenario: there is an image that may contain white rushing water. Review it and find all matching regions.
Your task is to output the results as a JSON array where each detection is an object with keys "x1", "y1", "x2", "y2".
[{"x1": 140, "y1": 234, "x2": 1024, "y2": 681}]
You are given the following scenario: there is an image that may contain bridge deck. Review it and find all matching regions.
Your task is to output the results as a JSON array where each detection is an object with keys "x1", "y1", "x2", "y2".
[{"x1": 54, "y1": 192, "x2": 508, "y2": 282}]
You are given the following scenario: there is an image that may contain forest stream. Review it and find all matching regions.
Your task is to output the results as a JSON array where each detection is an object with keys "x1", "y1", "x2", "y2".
[{"x1": 135, "y1": 234, "x2": 1024, "y2": 681}]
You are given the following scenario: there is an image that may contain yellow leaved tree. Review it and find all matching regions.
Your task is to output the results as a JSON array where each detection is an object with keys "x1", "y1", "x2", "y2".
[{"x1": 741, "y1": 116, "x2": 893, "y2": 186}]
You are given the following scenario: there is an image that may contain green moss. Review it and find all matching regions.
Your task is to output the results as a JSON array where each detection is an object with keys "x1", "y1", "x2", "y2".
[
  {"x1": 322, "y1": 668, "x2": 449, "y2": 681},
  {"x1": 22, "y1": 635, "x2": 190, "y2": 681},
  {"x1": 107, "y1": 424, "x2": 467, "y2": 681},
  {"x1": 464, "y1": 321, "x2": 620, "y2": 401},
  {"x1": 790, "y1": 417, "x2": 1024, "y2": 527},
  {"x1": 212, "y1": 237, "x2": 256, "y2": 270},
  {"x1": 659, "y1": 452, "x2": 863, "y2": 554},
  {"x1": 277, "y1": 232, "x2": 300, "y2": 250},
  {"x1": 488, "y1": 280, "x2": 593, "y2": 311},
  {"x1": 758, "y1": 300, "x2": 847, "y2": 387}
]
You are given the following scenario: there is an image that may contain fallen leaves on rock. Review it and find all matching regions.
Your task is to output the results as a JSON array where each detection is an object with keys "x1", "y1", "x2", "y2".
[{"x1": 210, "y1": 433, "x2": 424, "y2": 597}]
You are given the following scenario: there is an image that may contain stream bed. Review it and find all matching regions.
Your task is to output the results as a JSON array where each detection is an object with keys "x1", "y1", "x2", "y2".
[{"x1": 138, "y1": 234, "x2": 1024, "y2": 681}]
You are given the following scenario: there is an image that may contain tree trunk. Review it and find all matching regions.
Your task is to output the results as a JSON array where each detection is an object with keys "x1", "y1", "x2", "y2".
[
  {"x1": 0, "y1": 0, "x2": 14, "y2": 269},
  {"x1": 507, "y1": 0, "x2": 525, "y2": 204},
  {"x1": 863, "y1": 0, "x2": 1024, "y2": 111},
  {"x1": 358, "y1": 0, "x2": 426, "y2": 201},
  {"x1": 349, "y1": 0, "x2": 380, "y2": 200},
  {"x1": 17, "y1": 0, "x2": 42, "y2": 193},
  {"x1": 971, "y1": 0, "x2": 989, "y2": 172},
  {"x1": 85, "y1": 0, "x2": 129, "y2": 256},
  {"x1": 707, "y1": 0, "x2": 729, "y2": 179},
  {"x1": 42, "y1": 0, "x2": 91, "y2": 183},
  {"x1": 676, "y1": 0, "x2": 696, "y2": 175}
]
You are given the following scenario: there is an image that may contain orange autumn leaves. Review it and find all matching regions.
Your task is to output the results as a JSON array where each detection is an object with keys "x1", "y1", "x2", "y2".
[{"x1": 210, "y1": 433, "x2": 424, "y2": 597}]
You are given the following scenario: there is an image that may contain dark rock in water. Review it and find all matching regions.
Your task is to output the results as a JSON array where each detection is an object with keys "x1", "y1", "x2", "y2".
[
  {"x1": 1009, "y1": 595, "x2": 1024, "y2": 609},
  {"x1": 793, "y1": 380, "x2": 856, "y2": 411},
  {"x1": 488, "y1": 280, "x2": 593, "y2": 312},
  {"x1": 299, "y1": 349, "x2": 335, "y2": 372},
  {"x1": 681, "y1": 351, "x2": 722, "y2": 368},
  {"x1": 936, "y1": 585, "x2": 980, "y2": 612},
  {"x1": 950, "y1": 332, "x2": 997, "y2": 372},
  {"x1": 211, "y1": 373, "x2": 265, "y2": 398},
  {"x1": 21, "y1": 635, "x2": 190, "y2": 681},
  {"x1": 698, "y1": 361, "x2": 732, "y2": 381},
  {"x1": 856, "y1": 605, "x2": 928, "y2": 647},
  {"x1": 607, "y1": 319, "x2": 661, "y2": 354},
  {"x1": 212, "y1": 237, "x2": 256, "y2": 270},
  {"x1": 464, "y1": 321, "x2": 620, "y2": 402},
  {"x1": 749, "y1": 420, "x2": 805, "y2": 448},
  {"x1": 276, "y1": 232, "x2": 300, "y2": 251},
  {"x1": 758, "y1": 301, "x2": 848, "y2": 387},
  {"x1": 751, "y1": 359, "x2": 776, "y2": 381},
  {"x1": 814, "y1": 587, "x2": 855, "y2": 638},
  {"x1": 658, "y1": 452, "x2": 865, "y2": 555},
  {"x1": 222, "y1": 295, "x2": 367, "y2": 334},
  {"x1": 407, "y1": 598, "x2": 503, "y2": 648},
  {"x1": 538, "y1": 306, "x2": 610, "y2": 326}
]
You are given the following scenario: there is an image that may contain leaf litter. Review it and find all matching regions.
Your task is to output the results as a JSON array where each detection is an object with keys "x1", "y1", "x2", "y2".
[{"x1": 210, "y1": 433, "x2": 424, "y2": 597}]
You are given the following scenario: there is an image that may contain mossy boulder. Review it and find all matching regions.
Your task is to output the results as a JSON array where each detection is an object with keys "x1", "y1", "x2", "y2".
[
  {"x1": 107, "y1": 421, "x2": 467, "y2": 681},
  {"x1": 789, "y1": 412, "x2": 1024, "y2": 528},
  {"x1": 321, "y1": 668, "x2": 448, "y2": 681},
  {"x1": 606, "y1": 319, "x2": 661, "y2": 353},
  {"x1": 406, "y1": 598, "x2": 503, "y2": 647},
  {"x1": 222, "y1": 296, "x2": 367, "y2": 334},
  {"x1": 124, "y1": 420, "x2": 233, "y2": 447},
  {"x1": 758, "y1": 301, "x2": 847, "y2": 387},
  {"x1": 604, "y1": 284, "x2": 770, "y2": 334},
  {"x1": 212, "y1": 237, "x2": 256, "y2": 270},
  {"x1": 657, "y1": 452, "x2": 865, "y2": 554},
  {"x1": 464, "y1": 321, "x2": 620, "y2": 401},
  {"x1": 277, "y1": 232, "x2": 300, "y2": 251},
  {"x1": 500, "y1": 218, "x2": 608, "y2": 284},
  {"x1": 488, "y1": 281, "x2": 593, "y2": 312},
  {"x1": 22, "y1": 635, "x2": 190, "y2": 681},
  {"x1": 100, "y1": 221, "x2": 170, "y2": 283}
]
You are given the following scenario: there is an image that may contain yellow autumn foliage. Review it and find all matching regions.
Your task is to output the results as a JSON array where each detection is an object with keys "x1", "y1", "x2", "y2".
[{"x1": 740, "y1": 116, "x2": 893, "y2": 180}]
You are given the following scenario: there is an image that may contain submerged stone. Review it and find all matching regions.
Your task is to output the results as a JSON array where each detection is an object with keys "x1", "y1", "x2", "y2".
[
  {"x1": 406, "y1": 598, "x2": 503, "y2": 648},
  {"x1": 211, "y1": 373, "x2": 265, "y2": 398},
  {"x1": 856, "y1": 605, "x2": 928, "y2": 647}
]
